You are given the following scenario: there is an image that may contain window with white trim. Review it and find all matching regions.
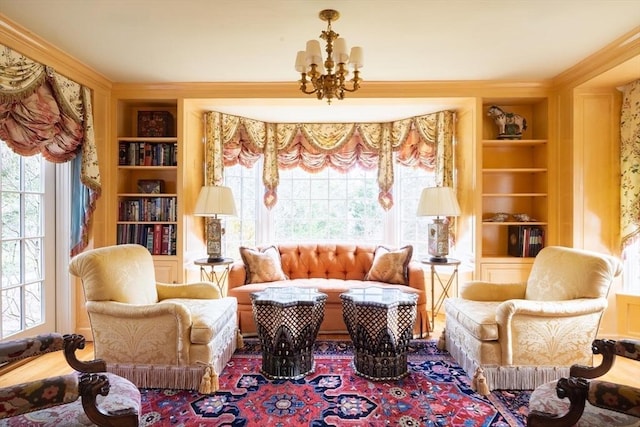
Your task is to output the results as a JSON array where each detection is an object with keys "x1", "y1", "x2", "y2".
[{"x1": 223, "y1": 162, "x2": 438, "y2": 261}]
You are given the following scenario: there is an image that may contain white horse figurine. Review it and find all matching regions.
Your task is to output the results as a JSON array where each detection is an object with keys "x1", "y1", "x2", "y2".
[{"x1": 487, "y1": 106, "x2": 527, "y2": 139}]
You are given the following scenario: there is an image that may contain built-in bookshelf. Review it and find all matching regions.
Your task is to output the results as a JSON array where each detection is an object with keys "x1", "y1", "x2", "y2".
[
  {"x1": 477, "y1": 99, "x2": 550, "y2": 281},
  {"x1": 114, "y1": 101, "x2": 181, "y2": 282}
]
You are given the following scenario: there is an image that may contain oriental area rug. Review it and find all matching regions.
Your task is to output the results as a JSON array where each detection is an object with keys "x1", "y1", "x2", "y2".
[{"x1": 139, "y1": 340, "x2": 531, "y2": 426}]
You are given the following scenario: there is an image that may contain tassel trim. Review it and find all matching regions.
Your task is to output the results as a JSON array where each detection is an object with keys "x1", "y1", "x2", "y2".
[
  {"x1": 198, "y1": 364, "x2": 219, "y2": 394},
  {"x1": 445, "y1": 329, "x2": 571, "y2": 392},
  {"x1": 236, "y1": 328, "x2": 244, "y2": 349}
]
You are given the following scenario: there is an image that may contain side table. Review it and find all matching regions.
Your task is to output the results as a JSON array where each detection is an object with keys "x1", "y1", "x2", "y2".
[
  {"x1": 194, "y1": 258, "x2": 234, "y2": 297},
  {"x1": 421, "y1": 258, "x2": 460, "y2": 332},
  {"x1": 340, "y1": 287, "x2": 417, "y2": 380},
  {"x1": 251, "y1": 287, "x2": 327, "y2": 380}
]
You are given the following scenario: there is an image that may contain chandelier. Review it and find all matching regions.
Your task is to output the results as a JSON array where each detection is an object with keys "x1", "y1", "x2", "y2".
[{"x1": 294, "y1": 9, "x2": 363, "y2": 103}]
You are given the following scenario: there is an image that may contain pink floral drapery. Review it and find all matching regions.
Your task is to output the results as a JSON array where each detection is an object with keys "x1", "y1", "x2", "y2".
[
  {"x1": 0, "y1": 44, "x2": 100, "y2": 255},
  {"x1": 204, "y1": 110, "x2": 454, "y2": 210},
  {"x1": 621, "y1": 79, "x2": 640, "y2": 250}
]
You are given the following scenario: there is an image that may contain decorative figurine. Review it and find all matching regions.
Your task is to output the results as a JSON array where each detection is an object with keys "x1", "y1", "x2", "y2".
[{"x1": 487, "y1": 106, "x2": 527, "y2": 139}]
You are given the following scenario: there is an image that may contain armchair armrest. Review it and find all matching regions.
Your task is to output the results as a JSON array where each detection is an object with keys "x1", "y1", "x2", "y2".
[
  {"x1": 157, "y1": 282, "x2": 221, "y2": 300},
  {"x1": 79, "y1": 374, "x2": 138, "y2": 427},
  {"x1": 459, "y1": 281, "x2": 527, "y2": 301},
  {"x1": 0, "y1": 374, "x2": 81, "y2": 419},
  {"x1": 0, "y1": 333, "x2": 65, "y2": 363},
  {"x1": 63, "y1": 333, "x2": 106, "y2": 373},
  {"x1": 528, "y1": 377, "x2": 589, "y2": 427},
  {"x1": 587, "y1": 380, "x2": 640, "y2": 417},
  {"x1": 496, "y1": 298, "x2": 608, "y2": 322}
]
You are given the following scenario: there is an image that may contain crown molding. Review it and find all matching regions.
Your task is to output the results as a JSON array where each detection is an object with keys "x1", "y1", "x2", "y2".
[
  {"x1": 0, "y1": 14, "x2": 112, "y2": 92},
  {"x1": 552, "y1": 26, "x2": 640, "y2": 91}
]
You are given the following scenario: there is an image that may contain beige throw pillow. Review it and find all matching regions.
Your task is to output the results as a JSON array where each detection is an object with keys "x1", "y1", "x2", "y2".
[
  {"x1": 365, "y1": 245, "x2": 413, "y2": 285},
  {"x1": 239, "y1": 246, "x2": 288, "y2": 284}
]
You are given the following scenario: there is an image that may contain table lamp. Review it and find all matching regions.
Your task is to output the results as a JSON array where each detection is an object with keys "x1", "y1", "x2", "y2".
[
  {"x1": 194, "y1": 185, "x2": 237, "y2": 262},
  {"x1": 417, "y1": 186, "x2": 461, "y2": 263}
]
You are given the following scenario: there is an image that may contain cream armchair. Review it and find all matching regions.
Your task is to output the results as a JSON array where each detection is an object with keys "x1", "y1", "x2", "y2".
[
  {"x1": 69, "y1": 244, "x2": 239, "y2": 391},
  {"x1": 443, "y1": 246, "x2": 622, "y2": 395}
]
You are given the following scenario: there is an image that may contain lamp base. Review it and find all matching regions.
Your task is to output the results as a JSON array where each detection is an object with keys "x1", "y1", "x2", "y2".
[
  {"x1": 206, "y1": 217, "x2": 223, "y2": 262},
  {"x1": 206, "y1": 256, "x2": 225, "y2": 263},
  {"x1": 428, "y1": 218, "x2": 450, "y2": 262}
]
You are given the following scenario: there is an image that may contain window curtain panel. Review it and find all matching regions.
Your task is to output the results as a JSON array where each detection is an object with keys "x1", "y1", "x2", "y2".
[
  {"x1": 0, "y1": 44, "x2": 100, "y2": 256},
  {"x1": 204, "y1": 110, "x2": 455, "y2": 210},
  {"x1": 621, "y1": 79, "x2": 640, "y2": 250}
]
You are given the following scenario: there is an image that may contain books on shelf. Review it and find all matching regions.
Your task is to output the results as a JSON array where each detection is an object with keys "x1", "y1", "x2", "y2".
[
  {"x1": 508, "y1": 225, "x2": 545, "y2": 257},
  {"x1": 118, "y1": 197, "x2": 177, "y2": 222},
  {"x1": 118, "y1": 142, "x2": 177, "y2": 166},
  {"x1": 116, "y1": 224, "x2": 176, "y2": 255}
]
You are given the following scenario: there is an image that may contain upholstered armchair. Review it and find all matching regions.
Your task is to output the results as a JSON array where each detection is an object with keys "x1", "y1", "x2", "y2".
[
  {"x1": 443, "y1": 246, "x2": 622, "y2": 395},
  {"x1": 0, "y1": 333, "x2": 139, "y2": 426},
  {"x1": 69, "y1": 244, "x2": 239, "y2": 391},
  {"x1": 528, "y1": 338, "x2": 640, "y2": 426}
]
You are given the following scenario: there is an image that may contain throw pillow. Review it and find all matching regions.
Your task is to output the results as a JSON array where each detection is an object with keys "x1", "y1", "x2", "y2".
[
  {"x1": 365, "y1": 245, "x2": 413, "y2": 285},
  {"x1": 239, "y1": 246, "x2": 288, "y2": 284}
]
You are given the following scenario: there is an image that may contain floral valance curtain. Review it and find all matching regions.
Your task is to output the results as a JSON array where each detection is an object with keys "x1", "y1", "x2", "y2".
[
  {"x1": 621, "y1": 79, "x2": 640, "y2": 249},
  {"x1": 0, "y1": 44, "x2": 100, "y2": 255},
  {"x1": 204, "y1": 110, "x2": 454, "y2": 210}
]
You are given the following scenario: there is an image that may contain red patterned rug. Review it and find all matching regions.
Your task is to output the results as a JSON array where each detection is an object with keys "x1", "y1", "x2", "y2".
[{"x1": 139, "y1": 340, "x2": 530, "y2": 426}]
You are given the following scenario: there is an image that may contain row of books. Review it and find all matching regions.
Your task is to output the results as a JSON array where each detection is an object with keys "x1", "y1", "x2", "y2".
[
  {"x1": 118, "y1": 197, "x2": 177, "y2": 222},
  {"x1": 117, "y1": 224, "x2": 176, "y2": 255},
  {"x1": 118, "y1": 142, "x2": 177, "y2": 166},
  {"x1": 507, "y1": 225, "x2": 545, "y2": 257}
]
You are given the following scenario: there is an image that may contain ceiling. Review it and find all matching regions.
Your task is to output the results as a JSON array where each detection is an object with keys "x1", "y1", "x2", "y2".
[{"x1": 1, "y1": 0, "x2": 639, "y2": 121}]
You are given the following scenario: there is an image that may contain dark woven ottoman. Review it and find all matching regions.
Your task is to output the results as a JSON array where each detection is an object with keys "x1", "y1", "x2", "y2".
[
  {"x1": 341, "y1": 287, "x2": 417, "y2": 380},
  {"x1": 251, "y1": 287, "x2": 327, "y2": 379}
]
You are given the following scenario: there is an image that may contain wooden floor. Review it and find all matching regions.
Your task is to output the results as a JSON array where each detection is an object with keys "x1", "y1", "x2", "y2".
[{"x1": 1, "y1": 315, "x2": 638, "y2": 389}]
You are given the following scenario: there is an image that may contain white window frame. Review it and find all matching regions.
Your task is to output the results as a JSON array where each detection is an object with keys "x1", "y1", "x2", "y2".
[{"x1": 223, "y1": 161, "x2": 441, "y2": 261}]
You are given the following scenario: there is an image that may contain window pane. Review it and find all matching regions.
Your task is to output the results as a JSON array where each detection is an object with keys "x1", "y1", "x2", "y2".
[
  {"x1": 23, "y1": 155, "x2": 42, "y2": 192},
  {"x1": 1, "y1": 240, "x2": 20, "y2": 287},
  {"x1": 273, "y1": 166, "x2": 383, "y2": 244},
  {"x1": 2, "y1": 287, "x2": 21, "y2": 336},
  {"x1": 0, "y1": 146, "x2": 20, "y2": 191},
  {"x1": 1, "y1": 192, "x2": 20, "y2": 239},
  {"x1": 24, "y1": 238, "x2": 42, "y2": 283},
  {"x1": 24, "y1": 194, "x2": 43, "y2": 237},
  {"x1": 25, "y1": 282, "x2": 42, "y2": 328}
]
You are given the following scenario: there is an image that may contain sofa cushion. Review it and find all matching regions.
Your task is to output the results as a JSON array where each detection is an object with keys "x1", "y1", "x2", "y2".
[
  {"x1": 163, "y1": 296, "x2": 238, "y2": 344},
  {"x1": 364, "y1": 245, "x2": 412, "y2": 285},
  {"x1": 240, "y1": 245, "x2": 288, "y2": 284},
  {"x1": 444, "y1": 298, "x2": 500, "y2": 341}
]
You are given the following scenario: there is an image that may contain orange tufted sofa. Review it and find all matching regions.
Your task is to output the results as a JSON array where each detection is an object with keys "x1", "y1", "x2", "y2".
[{"x1": 228, "y1": 243, "x2": 428, "y2": 338}]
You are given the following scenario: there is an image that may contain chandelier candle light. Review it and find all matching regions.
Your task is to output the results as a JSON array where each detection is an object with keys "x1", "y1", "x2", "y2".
[
  {"x1": 417, "y1": 187, "x2": 461, "y2": 263},
  {"x1": 295, "y1": 9, "x2": 363, "y2": 103},
  {"x1": 194, "y1": 185, "x2": 237, "y2": 262}
]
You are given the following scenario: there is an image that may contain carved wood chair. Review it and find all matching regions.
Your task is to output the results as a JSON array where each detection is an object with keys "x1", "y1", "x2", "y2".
[
  {"x1": 0, "y1": 333, "x2": 140, "y2": 426},
  {"x1": 528, "y1": 338, "x2": 640, "y2": 426}
]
